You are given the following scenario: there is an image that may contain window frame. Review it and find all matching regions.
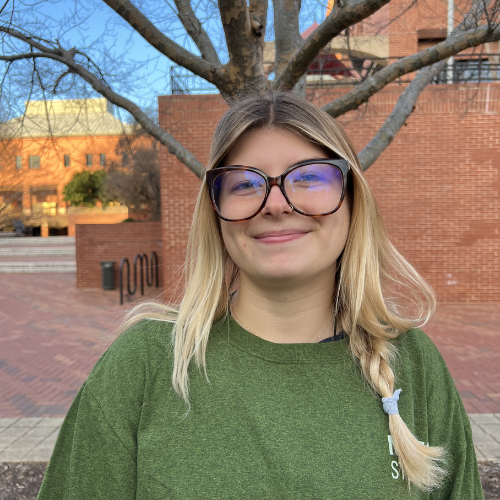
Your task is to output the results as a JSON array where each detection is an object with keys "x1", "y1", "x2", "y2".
[{"x1": 29, "y1": 155, "x2": 40, "y2": 170}]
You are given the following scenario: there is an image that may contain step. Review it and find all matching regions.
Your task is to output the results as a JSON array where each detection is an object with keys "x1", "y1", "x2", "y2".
[
  {"x1": 0, "y1": 247, "x2": 76, "y2": 257},
  {"x1": 0, "y1": 261, "x2": 76, "y2": 273},
  {"x1": 0, "y1": 236, "x2": 75, "y2": 247},
  {"x1": 0, "y1": 256, "x2": 75, "y2": 262}
]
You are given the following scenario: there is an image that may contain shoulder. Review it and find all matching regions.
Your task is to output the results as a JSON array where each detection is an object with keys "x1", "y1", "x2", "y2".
[
  {"x1": 86, "y1": 319, "x2": 174, "y2": 402},
  {"x1": 391, "y1": 327, "x2": 458, "y2": 400},
  {"x1": 392, "y1": 327, "x2": 445, "y2": 365}
]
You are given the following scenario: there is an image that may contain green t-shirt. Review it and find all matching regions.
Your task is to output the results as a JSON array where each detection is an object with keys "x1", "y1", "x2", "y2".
[{"x1": 37, "y1": 316, "x2": 484, "y2": 499}]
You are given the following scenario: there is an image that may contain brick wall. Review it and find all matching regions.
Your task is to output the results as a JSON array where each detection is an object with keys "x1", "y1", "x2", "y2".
[
  {"x1": 339, "y1": 85, "x2": 500, "y2": 302},
  {"x1": 389, "y1": 0, "x2": 476, "y2": 60},
  {"x1": 158, "y1": 85, "x2": 500, "y2": 303},
  {"x1": 76, "y1": 222, "x2": 163, "y2": 288},
  {"x1": 158, "y1": 95, "x2": 228, "y2": 301}
]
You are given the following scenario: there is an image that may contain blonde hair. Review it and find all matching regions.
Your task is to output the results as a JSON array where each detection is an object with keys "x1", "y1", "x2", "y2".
[{"x1": 122, "y1": 91, "x2": 446, "y2": 492}]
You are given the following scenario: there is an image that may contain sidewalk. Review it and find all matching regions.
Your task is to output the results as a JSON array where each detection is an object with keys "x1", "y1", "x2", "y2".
[
  {"x1": 0, "y1": 273, "x2": 163, "y2": 418},
  {"x1": 1, "y1": 415, "x2": 499, "y2": 462},
  {"x1": 424, "y1": 303, "x2": 500, "y2": 414}
]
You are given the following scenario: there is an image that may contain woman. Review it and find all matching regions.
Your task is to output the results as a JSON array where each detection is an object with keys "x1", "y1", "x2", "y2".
[{"x1": 37, "y1": 91, "x2": 483, "y2": 499}]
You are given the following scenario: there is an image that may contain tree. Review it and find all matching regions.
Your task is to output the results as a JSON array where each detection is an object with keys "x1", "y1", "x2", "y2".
[
  {"x1": 0, "y1": 0, "x2": 499, "y2": 177},
  {"x1": 62, "y1": 169, "x2": 110, "y2": 208},
  {"x1": 0, "y1": 188, "x2": 23, "y2": 232},
  {"x1": 103, "y1": 125, "x2": 161, "y2": 221}
]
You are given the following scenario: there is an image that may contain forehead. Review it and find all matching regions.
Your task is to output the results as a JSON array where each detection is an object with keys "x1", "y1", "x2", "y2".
[{"x1": 222, "y1": 127, "x2": 328, "y2": 173}]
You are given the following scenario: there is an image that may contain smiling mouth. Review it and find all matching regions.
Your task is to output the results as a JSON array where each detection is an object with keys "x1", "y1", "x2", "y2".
[{"x1": 253, "y1": 230, "x2": 309, "y2": 243}]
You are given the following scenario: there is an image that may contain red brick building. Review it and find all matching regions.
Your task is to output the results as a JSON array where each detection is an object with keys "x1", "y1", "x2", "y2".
[{"x1": 159, "y1": 1, "x2": 500, "y2": 304}]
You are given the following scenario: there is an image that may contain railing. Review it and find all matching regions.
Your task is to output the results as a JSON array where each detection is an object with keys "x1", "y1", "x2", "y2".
[
  {"x1": 119, "y1": 252, "x2": 159, "y2": 305},
  {"x1": 170, "y1": 54, "x2": 500, "y2": 93},
  {"x1": 170, "y1": 66, "x2": 219, "y2": 95},
  {"x1": 307, "y1": 54, "x2": 500, "y2": 86},
  {"x1": 432, "y1": 58, "x2": 500, "y2": 84}
]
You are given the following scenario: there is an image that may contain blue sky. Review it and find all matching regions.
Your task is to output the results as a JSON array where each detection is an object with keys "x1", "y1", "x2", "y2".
[{"x1": 2, "y1": 0, "x2": 326, "y2": 120}]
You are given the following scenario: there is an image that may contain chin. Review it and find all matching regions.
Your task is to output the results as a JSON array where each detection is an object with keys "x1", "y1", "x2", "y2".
[{"x1": 253, "y1": 263, "x2": 312, "y2": 283}]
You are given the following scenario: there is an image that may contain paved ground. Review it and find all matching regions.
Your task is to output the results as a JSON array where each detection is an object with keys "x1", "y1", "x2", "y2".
[
  {"x1": 0, "y1": 273, "x2": 163, "y2": 418},
  {"x1": 424, "y1": 303, "x2": 500, "y2": 414},
  {"x1": 0, "y1": 273, "x2": 498, "y2": 462}
]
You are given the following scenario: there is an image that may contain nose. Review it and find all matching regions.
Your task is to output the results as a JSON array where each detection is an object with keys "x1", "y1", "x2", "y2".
[{"x1": 262, "y1": 185, "x2": 293, "y2": 218}]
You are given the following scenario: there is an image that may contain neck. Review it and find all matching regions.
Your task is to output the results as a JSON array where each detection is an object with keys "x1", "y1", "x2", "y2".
[{"x1": 231, "y1": 271, "x2": 337, "y2": 344}]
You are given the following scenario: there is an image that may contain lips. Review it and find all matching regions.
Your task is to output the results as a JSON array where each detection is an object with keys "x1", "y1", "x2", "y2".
[{"x1": 252, "y1": 229, "x2": 309, "y2": 243}]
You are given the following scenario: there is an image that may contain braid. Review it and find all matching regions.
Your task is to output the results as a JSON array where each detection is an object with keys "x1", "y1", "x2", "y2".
[{"x1": 356, "y1": 334, "x2": 447, "y2": 492}]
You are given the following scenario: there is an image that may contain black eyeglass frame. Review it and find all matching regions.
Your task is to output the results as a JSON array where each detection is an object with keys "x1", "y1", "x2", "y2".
[{"x1": 205, "y1": 158, "x2": 350, "y2": 222}]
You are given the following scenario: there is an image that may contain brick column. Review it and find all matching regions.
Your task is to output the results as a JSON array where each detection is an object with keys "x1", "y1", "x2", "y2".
[
  {"x1": 22, "y1": 185, "x2": 31, "y2": 214},
  {"x1": 158, "y1": 94, "x2": 228, "y2": 302}
]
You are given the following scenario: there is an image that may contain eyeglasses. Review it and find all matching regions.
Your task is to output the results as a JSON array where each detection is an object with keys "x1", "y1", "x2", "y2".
[{"x1": 205, "y1": 158, "x2": 350, "y2": 222}]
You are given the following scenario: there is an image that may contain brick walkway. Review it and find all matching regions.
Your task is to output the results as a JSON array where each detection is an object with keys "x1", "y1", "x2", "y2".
[
  {"x1": 0, "y1": 273, "x2": 499, "y2": 417},
  {"x1": 424, "y1": 304, "x2": 500, "y2": 413},
  {"x1": 0, "y1": 273, "x2": 163, "y2": 418}
]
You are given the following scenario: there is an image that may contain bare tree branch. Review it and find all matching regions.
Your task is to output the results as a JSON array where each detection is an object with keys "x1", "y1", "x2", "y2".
[
  {"x1": 101, "y1": 0, "x2": 222, "y2": 85},
  {"x1": 249, "y1": 0, "x2": 267, "y2": 36},
  {"x1": 273, "y1": 0, "x2": 302, "y2": 79},
  {"x1": 0, "y1": 26, "x2": 206, "y2": 178},
  {"x1": 0, "y1": 27, "x2": 58, "y2": 53},
  {"x1": 218, "y1": 0, "x2": 267, "y2": 97},
  {"x1": 0, "y1": 52, "x2": 61, "y2": 62},
  {"x1": 274, "y1": 0, "x2": 392, "y2": 90},
  {"x1": 173, "y1": 0, "x2": 220, "y2": 65},
  {"x1": 323, "y1": 22, "x2": 500, "y2": 118},
  {"x1": 358, "y1": 61, "x2": 446, "y2": 170},
  {"x1": 3, "y1": 0, "x2": 499, "y2": 180},
  {"x1": 358, "y1": 0, "x2": 493, "y2": 170},
  {"x1": 0, "y1": 0, "x2": 11, "y2": 17},
  {"x1": 249, "y1": 0, "x2": 268, "y2": 76}
]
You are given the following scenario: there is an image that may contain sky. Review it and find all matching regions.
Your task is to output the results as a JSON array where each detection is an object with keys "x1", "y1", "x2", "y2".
[{"x1": 0, "y1": 0, "x2": 327, "y2": 121}]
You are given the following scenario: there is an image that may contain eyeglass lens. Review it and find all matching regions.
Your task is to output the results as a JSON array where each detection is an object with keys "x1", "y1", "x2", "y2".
[{"x1": 212, "y1": 164, "x2": 343, "y2": 220}]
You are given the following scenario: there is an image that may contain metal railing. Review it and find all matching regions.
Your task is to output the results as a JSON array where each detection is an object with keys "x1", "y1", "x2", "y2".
[
  {"x1": 170, "y1": 54, "x2": 500, "y2": 93},
  {"x1": 432, "y1": 58, "x2": 500, "y2": 84},
  {"x1": 119, "y1": 252, "x2": 159, "y2": 305},
  {"x1": 170, "y1": 66, "x2": 219, "y2": 95}
]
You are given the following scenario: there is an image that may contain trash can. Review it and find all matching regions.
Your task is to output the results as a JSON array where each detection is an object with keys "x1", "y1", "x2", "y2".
[{"x1": 100, "y1": 261, "x2": 116, "y2": 290}]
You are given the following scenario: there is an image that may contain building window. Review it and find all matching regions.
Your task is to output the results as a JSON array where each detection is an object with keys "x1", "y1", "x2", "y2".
[
  {"x1": 29, "y1": 156, "x2": 40, "y2": 169},
  {"x1": 15, "y1": 156, "x2": 22, "y2": 169},
  {"x1": 31, "y1": 186, "x2": 58, "y2": 216},
  {"x1": 100, "y1": 154, "x2": 106, "y2": 166},
  {"x1": 86, "y1": 154, "x2": 93, "y2": 167},
  {"x1": 64, "y1": 154, "x2": 71, "y2": 167}
]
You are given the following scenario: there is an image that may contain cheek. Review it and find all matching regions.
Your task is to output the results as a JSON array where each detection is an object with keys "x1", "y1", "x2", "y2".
[
  {"x1": 322, "y1": 205, "x2": 351, "y2": 252},
  {"x1": 220, "y1": 221, "x2": 248, "y2": 261}
]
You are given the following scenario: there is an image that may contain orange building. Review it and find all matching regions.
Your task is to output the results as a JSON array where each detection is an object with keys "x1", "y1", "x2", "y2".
[{"x1": 0, "y1": 98, "x2": 131, "y2": 236}]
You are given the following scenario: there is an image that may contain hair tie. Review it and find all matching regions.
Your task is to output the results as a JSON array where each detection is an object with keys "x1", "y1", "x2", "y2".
[{"x1": 382, "y1": 389, "x2": 402, "y2": 415}]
